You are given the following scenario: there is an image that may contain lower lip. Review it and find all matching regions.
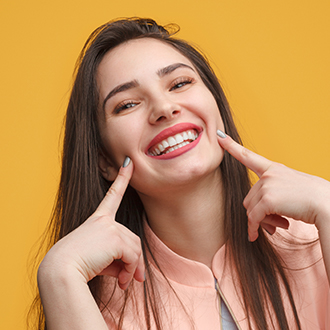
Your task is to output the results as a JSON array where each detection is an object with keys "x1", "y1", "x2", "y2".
[{"x1": 147, "y1": 132, "x2": 202, "y2": 160}]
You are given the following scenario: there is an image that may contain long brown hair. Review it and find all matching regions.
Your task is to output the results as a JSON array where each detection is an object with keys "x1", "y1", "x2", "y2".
[{"x1": 29, "y1": 18, "x2": 301, "y2": 329}]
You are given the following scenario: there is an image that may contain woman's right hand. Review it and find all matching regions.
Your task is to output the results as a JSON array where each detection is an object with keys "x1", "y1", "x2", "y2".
[{"x1": 38, "y1": 157, "x2": 145, "y2": 291}]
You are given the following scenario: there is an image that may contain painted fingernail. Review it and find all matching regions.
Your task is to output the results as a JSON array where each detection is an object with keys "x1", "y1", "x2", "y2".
[
  {"x1": 123, "y1": 156, "x2": 131, "y2": 168},
  {"x1": 216, "y1": 129, "x2": 226, "y2": 138}
]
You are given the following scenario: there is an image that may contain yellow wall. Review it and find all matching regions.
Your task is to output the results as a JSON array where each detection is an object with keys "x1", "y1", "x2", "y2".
[{"x1": 1, "y1": 1, "x2": 329, "y2": 328}]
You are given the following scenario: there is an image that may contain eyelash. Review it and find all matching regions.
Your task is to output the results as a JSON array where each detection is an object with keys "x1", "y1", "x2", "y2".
[
  {"x1": 113, "y1": 77, "x2": 194, "y2": 113},
  {"x1": 114, "y1": 100, "x2": 138, "y2": 114},
  {"x1": 170, "y1": 77, "x2": 194, "y2": 91}
]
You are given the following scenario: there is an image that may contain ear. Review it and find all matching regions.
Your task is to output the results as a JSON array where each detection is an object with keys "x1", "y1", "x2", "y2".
[{"x1": 98, "y1": 151, "x2": 118, "y2": 182}]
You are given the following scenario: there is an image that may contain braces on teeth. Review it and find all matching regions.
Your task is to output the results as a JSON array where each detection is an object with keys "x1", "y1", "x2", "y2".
[{"x1": 149, "y1": 130, "x2": 198, "y2": 156}]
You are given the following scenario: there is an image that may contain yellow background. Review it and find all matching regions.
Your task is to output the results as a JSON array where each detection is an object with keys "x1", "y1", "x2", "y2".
[{"x1": 1, "y1": 1, "x2": 329, "y2": 329}]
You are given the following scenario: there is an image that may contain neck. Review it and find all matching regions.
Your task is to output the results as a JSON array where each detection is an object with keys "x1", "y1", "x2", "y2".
[{"x1": 139, "y1": 168, "x2": 225, "y2": 268}]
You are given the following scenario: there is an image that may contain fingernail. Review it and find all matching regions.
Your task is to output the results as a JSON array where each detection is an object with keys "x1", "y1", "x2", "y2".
[
  {"x1": 123, "y1": 156, "x2": 131, "y2": 168},
  {"x1": 216, "y1": 129, "x2": 226, "y2": 138}
]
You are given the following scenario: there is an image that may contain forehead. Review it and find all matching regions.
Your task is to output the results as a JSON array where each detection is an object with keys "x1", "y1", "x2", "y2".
[{"x1": 97, "y1": 38, "x2": 194, "y2": 86}]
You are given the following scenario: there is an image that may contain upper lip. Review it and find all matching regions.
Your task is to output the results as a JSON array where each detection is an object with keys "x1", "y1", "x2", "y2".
[{"x1": 146, "y1": 123, "x2": 203, "y2": 154}]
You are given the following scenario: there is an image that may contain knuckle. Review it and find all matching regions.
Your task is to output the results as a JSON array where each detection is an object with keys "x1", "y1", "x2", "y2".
[
  {"x1": 259, "y1": 183, "x2": 269, "y2": 194},
  {"x1": 99, "y1": 214, "x2": 112, "y2": 222},
  {"x1": 247, "y1": 211, "x2": 261, "y2": 230},
  {"x1": 135, "y1": 245, "x2": 143, "y2": 258},
  {"x1": 123, "y1": 227, "x2": 142, "y2": 245},
  {"x1": 132, "y1": 234, "x2": 142, "y2": 245},
  {"x1": 106, "y1": 185, "x2": 123, "y2": 199},
  {"x1": 117, "y1": 169, "x2": 130, "y2": 183},
  {"x1": 241, "y1": 146, "x2": 251, "y2": 159},
  {"x1": 242, "y1": 198, "x2": 248, "y2": 209},
  {"x1": 261, "y1": 193, "x2": 273, "y2": 207},
  {"x1": 88, "y1": 214, "x2": 111, "y2": 225},
  {"x1": 132, "y1": 251, "x2": 141, "y2": 264},
  {"x1": 247, "y1": 216, "x2": 255, "y2": 228},
  {"x1": 132, "y1": 238, "x2": 143, "y2": 256},
  {"x1": 110, "y1": 236, "x2": 122, "y2": 251}
]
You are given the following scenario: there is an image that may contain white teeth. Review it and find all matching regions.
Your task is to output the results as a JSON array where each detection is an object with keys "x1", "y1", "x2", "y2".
[
  {"x1": 163, "y1": 140, "x2": 169, "y2": 149},
  {"x1": 149, "y1": 129, "x2": 199, "y2": 156},
  {"x1": 168, "y1": 136, "x2": 176, "y2": 147},
  {"x1": 174, "y1": 133, "x2": 184, "y2": 144}
]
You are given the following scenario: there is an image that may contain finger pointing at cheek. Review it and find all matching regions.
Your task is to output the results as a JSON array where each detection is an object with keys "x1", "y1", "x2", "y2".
[
  {"x1": 216, "y1": 129, "x2": 272, "y2": 178},
  {"x1": 94, "y1": 156, "x2": 134, "y2": 217},
  {"x1": 216, "y1": 130, "x2": 290, "y2": 242}
]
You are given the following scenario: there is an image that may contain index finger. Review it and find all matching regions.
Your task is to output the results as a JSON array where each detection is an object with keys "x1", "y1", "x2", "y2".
[
  {"x1": 217, "y1": 130, "x2": 272, "y2": 178},
  {"x1": 94, "y1": 157, "x2": 134, "y2": 217}
]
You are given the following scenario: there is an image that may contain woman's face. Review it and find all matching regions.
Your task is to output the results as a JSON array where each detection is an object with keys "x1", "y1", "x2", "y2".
[{"x1": 97, "y1": 38, "x2": 225, "y2": 196}]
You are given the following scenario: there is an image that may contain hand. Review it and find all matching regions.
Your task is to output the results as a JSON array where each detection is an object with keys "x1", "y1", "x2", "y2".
[
  {"x1": 217, "y1": 130, "x2": 330, "y2": 242},
  {"x1": 39, "y1": 158, "x2": 145, "y2": 290}
]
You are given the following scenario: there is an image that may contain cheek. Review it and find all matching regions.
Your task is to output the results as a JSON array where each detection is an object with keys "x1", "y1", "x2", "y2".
[
  {"x1": 101, "y1": 121, "x2": 144, "y2": 166},
  {"x1": 187, "y1": 88, "x2": 222, "y2": 123},
  {"x1": 206, "y1": 98, "x2": 224, "y2": 130}
]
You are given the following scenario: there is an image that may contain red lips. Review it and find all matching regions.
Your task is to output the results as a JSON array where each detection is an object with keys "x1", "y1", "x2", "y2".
[{"x1": 146, "y1": 123, "x2": 203, "y2": 160}]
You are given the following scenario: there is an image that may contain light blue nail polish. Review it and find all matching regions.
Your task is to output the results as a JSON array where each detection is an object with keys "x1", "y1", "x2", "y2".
[
  {"x1": 216, "y1": 129, "x2": 226, "y2": 138},
  {"x1": 123, "y1": 156, "x2": 131, "y2": 168}
]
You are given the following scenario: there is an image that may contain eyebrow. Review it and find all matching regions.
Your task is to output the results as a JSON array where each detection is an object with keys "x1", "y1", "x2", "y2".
[
  {"x1": 102, "y1": 62, "x2": 195, "y2": 111},
  {"x1": 102, "y1": 80, "x2": 139, "y2": 111},
  {"x1": 156, "y1": 62, "x2": 195, "y2": 77}
]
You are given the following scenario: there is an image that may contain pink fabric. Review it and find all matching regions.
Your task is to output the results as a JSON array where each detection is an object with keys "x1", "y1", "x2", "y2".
[{"x1": 102, "y1": 220, "x2": 330, "y2": 329}]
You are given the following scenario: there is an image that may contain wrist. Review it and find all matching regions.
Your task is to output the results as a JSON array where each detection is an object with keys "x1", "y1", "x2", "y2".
[
  {"x1": 313, "y1": 194, "x2": 330, "y2": 232},
  {"x1": 309, "y1": 176, "x2": 330, "y2": 230},
  {"x1": 38, "y1": 253, "x2": 86, "y2": 290}
]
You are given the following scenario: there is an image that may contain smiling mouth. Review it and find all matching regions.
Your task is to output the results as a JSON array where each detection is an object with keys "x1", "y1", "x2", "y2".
[{"x1": 148, "y1": 129, "x2": 199, "y2": 156}]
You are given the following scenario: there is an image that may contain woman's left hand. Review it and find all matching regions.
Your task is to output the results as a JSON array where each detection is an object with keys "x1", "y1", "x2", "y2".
[{"x1": 217, "y1": 130, "x2": 330, "y2": 242}]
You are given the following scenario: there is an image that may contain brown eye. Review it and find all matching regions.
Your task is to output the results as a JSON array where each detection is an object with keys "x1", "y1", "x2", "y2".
[
  {"x1": 114, "y1": 101, "x2": 138, "y2": 114},
  {"x1": 170, "y1": 77, "x2": 194, "y2": 91}
]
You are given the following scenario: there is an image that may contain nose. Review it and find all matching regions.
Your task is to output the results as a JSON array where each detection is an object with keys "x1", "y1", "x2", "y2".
[{"x1": 149, "y1": 95, "x2": 181, "y2": 124}]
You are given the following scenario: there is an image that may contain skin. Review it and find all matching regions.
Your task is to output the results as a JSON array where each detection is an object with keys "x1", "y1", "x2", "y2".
[
  {"x1": 37, "y1": 38, "x2": 330, "y2": 329},
  {"x1": 97, "y1": 38, "x2": 226, "y2": 268},
  {"x1": 97, "y1": 38, "x2": 225, "y2": 193},
  {"x1": 217, "y1": 133, "x2": 330, "y2": 282}
]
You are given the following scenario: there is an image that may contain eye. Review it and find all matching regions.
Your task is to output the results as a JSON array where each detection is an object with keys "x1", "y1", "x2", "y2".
[
  {"x1": 170, "y1": 77, "x2": 194, "y2": 91},
  {"x1": 114, "y1": 100, "x2": 139, "y2": 114}
]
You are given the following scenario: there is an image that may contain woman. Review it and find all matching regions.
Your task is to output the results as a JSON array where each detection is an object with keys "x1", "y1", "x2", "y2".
[{"x1": 34, "y1": 18, "x2": 330, "y2": 329}]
